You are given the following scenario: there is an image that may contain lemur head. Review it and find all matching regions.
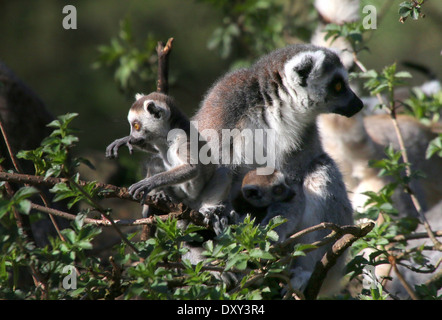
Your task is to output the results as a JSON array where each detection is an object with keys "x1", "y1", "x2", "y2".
[
  {"x1": 127, "y1": 92, "x2": 188, "y2": 151},
  {"x1": 241, "y1": 169, "x2": 295, "y2": 208},
  {"x1": 277, "y1": 44, "x2": 363, "y2": 118}
]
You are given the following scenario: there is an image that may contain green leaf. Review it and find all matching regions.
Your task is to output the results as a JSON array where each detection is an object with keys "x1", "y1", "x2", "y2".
[
  {"x1": 249, "y1": 248, "x2": 274, "y2": 260},
  {"x1": 225, "y1": 253, "x2": 248, "y2": 271},
  {"x1": 15, "y1": 200, "x2": 32, "y2": 215},
  {"x1": 12, "y1": 186, "x2": 39, "y2": 202},
  {"x1": 394, "y1": 71, "x2": 412, "y2": 78},
  {"x1": 426, "y1": 134, "x2": 442, "y2": 159}
]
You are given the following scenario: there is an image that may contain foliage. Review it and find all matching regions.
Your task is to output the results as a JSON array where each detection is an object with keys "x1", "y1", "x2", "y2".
[
  {"x1": 1, "y1": 0, "x2": 441, "y2": 301},
  {"x1": 17, "y1": 113, "x2": 82, "y2": 179},
  {"x1": 347, "y1": 59, "x2": 441, "y2": 301},
  {"x1": 354, "y1": 63, "x2": 412, "y2": 108},
  {"x1": 426, "y1": 134, "x2": 442, "y2": 160},
  {"x1": 198, "y1": 0, "x2": 316, "y2": 68},
  {"x1": 324, "y1": 22, "x2": 367, "y2": 55},
  {"x1": 93, "y1": 17, "x2": 159, "y2": 95},
  {"x1": 403, "y1": 90, "x2": 442, "y2": 125},
  {"x1": 0, "y1": 119, "x2": 313, "y2": 299},
  {"x1": 398, "y1": 0, "x2": 426, "y2": 23}
]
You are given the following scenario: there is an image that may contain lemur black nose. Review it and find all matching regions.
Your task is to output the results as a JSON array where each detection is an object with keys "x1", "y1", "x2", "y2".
[
  {"x1": 347, "y1": 92, "x2": 364, "y2": 117},
  {"x1": 333, "y1": 91, "x2": 364, "y2": 118},
  {"x1": 243, "y1": 186, "x2": 262, "y2": 200}
]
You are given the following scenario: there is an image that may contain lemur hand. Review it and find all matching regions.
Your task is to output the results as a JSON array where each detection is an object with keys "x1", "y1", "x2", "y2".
[
  {"x1": 105, "y1": 136, "x2": 133, "y2": 159},
  {"x1": 128, "y1": 178, "x2": 155, "y2": 204}
]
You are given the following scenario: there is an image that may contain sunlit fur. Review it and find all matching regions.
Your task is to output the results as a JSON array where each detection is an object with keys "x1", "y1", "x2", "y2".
[{"x1": 194, "y1": 44, "x2": 362, "y2": 170}]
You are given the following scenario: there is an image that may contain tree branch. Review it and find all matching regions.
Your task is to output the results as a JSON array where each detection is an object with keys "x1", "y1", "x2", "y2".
[
  {"x1": 156, "y1": 37, "x2": 174, "y2": 95},
  {"x1": 0, "y1": 170, "x2": 208, "y2": 228},
  {"x1": 303, "y1": 222, "x2": 375, "y2": 299}
]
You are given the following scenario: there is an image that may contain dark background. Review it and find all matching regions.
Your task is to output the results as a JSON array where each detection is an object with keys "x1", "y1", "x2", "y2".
[{"x1": 0, "y1": 0, "x2": 440, "y2": 176}]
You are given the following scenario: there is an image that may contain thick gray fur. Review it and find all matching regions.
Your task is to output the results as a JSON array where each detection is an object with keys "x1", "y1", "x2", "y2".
[{"x1": 192, "y1": 44, "x2": 363, "y2": 294}]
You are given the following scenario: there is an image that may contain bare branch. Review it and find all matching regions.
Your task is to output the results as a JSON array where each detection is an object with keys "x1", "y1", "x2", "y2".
[
  {"x1": 156, "y1": 37, "x2": 174, "y2": 95},
  {"x1": 0, "y1": 170, "x2": 208, "y2": 228},
  {"x1": 303, "y1": 222, "x2": 375, "y2": 299}
]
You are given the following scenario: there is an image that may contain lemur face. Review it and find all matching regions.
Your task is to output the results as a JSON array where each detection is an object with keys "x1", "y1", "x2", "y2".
[
  {"x1": 283, "y1": 47, "x2": 363, "y2": 118},
  {"x1": 241, "y1": 170, "x2": 295, "y2": 208},
  {"x1": 127, "y1": 93, "x2": 172, "y2": 151}
]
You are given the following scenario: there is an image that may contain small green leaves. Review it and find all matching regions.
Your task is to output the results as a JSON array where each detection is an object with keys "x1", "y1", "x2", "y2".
[
  {"x1": 356, "y1": 63, "x2": 412, "y2": 98},
  {"x1": 403, "y1": 90, "x2": 442, "y2": 125},
  {"x1": 93, "y1": 18, "x2": 158, "y2": 93},
  {"x1": 17, "y1": 113, "x2": 80, "y2": 179},
  {"x1": 324, "y1": 22, "x2": 367, "y2": 54},
  {"x1": 203, "y1": 0, "x2": 288, "y2": 63},
  {"x1": 399, "y1": 1, "x2": 426, "y2": 23},
  {"x1": 426, "y1": 134, "x2": 442, "y2": 159},
  {"x1": 0, "y1": 187, "x2": 39, "y2": 219}
]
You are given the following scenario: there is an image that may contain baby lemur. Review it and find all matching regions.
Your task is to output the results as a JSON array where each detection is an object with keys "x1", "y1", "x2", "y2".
[
  {"x1": 106, "y1": 92, "x2": 231, "y2": 233},
  {"x1": 232, "y1": 169, "x2": 304, "y2": 242}
]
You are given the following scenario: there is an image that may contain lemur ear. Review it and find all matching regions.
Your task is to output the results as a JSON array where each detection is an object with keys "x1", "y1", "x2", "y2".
[
  {"x1": 135, "y1": 93, "x2": 144, "y2": 101},
  {"x1": 293, "y1": 56, "x2": 314, "y2": 87},
  {"x1": 144, "y1": 101, "x2": 164, "y2": 119}
]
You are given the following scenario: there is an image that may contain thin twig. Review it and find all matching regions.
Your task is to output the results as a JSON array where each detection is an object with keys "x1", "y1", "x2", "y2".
[
  {"x1": 388, "y1": 255, "x2": 419, "y2": 300},
  {"x1": 68, "y1": 178, "x2": 140, "y2": 254},
  {"x1": 353, "y1": 53, "x2": 442, "y2": 251},
  {"x1": 156, "y1": 37, "x2": 174, "y2": 95},
  {"x1": 30, "y1": 202, "x2": 181, "y2": 227},
  {"x1": 0, "y1": 114, "x2": 65, "y2": 241}
]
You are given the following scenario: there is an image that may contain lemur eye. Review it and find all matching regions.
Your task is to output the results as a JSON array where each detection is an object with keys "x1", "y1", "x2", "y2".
[
  {"x1": 133, "y1": 122, "x2": 141, "y2": 131},
  {"x1": 334, "y1": 81, "x2": 343, "y2": 92},
  {"x1": 272, "y1": 185, "x2": 285, "y2": 195}
]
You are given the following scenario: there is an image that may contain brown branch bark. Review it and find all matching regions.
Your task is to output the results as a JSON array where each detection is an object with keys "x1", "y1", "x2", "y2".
[
  {"x1": 156, "y1": 38, "x2": 174, "y2": 95},
  {"x1": 303, "y1": 222, "x2": 375, "y2": 300},
  {"x1": 139, "y1": 38, "x2": 175, "y2": 241},
  {"x1": 30, "y1": 202, "x2": 184, "y2": 227},
  {"x1": 0, "y1": 170, "x2": 207, "y2": 228}
]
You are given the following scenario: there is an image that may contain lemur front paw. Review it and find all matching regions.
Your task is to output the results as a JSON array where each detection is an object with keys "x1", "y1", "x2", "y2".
[
  {"x1": 200, "y1": 205, "x2": 229, "y2": 235},
  {"x1": 105, "y1": 136, "x2": 133, "y2": 159},
  {"x1": 128, "y1": 178, "x2": 155, "y2": 203}
]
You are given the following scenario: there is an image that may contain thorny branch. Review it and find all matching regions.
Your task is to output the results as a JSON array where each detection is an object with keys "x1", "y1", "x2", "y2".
[{"x1": 0, "y1": 170, "x2": 207, "y2": 228}]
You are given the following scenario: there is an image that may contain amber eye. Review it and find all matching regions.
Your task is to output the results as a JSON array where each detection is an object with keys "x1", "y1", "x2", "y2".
[
  {"x1": 334, "y1": 81, "x2": 342, "y2": 92},
  {"x1": 133, "y1": 122, "x2": 141, "y2": 131}
]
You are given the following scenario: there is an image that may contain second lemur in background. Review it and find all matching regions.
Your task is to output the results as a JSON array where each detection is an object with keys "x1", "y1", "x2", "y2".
[{"x1": 232, "y1": 169, "x2": 305, "y2": 242}]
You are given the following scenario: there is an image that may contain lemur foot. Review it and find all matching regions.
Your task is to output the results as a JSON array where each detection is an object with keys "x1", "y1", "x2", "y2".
[
  {"x1": 200, "y1": 204, "x2": 231, "y2": 235},
  {"x1": 149, "y1": 190, "x2": 172, "y2": 203}
]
